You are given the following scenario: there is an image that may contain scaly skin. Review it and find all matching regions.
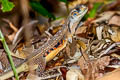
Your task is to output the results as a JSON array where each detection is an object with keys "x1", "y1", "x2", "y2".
[{"x1": 0, "y1": 5, "x2": 88, "y2": 80}]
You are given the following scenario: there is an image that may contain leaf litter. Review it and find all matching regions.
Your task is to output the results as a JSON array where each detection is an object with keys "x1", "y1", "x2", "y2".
[{"x1": 0, "y1": 0, "x2": 120, "y2": 80}]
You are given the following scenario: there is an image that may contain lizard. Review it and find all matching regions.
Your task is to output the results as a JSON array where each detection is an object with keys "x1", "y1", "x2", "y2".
[{"x1": 0, "y1": 5, "x2": 88, "y2": 80}]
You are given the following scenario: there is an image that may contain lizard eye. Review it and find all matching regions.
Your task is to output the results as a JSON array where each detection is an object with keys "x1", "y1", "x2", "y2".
[
  {"x1": 73, "y1": 13, "x2": 77, "y2": 16},
  {"x1": 71, "y1": 11, "x2": 79, "y2": 16}
]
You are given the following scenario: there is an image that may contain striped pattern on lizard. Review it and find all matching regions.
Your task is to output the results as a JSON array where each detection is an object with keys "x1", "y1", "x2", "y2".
[{"x1": 0, "y1": 5, "x2": 88, "y2": 80}]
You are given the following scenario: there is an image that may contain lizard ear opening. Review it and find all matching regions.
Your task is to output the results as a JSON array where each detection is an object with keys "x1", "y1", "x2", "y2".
[{"x1": 75, "y1": 22, "x2": 84, "y2": 32}]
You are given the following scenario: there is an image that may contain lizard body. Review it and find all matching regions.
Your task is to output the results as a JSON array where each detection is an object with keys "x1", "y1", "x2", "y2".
[{"x1": 0, "y1": 5, "x2": 88, "y2": 80}]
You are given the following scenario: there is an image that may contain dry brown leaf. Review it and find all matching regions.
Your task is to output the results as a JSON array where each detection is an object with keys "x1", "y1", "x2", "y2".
[
  {"x1": 110, "y1": 27, "x2": 120, "y2": 42},
  {"x1": 78, "y1": 56, "x2": 110, "y2": 80},
  {"x1": 2, "y1": 18, "x2": 18, "y2": 32},
  {"x1": 111, "y1": 53, "x2": 120, "y2": 59},
  {"x1": 75, "y1": 26, "x2": 87, "y2": 35},
  {"x1": 92, "y1": 11, "x2": 115, "y2": 23},
  {"x1": 88, "y1": 0, "x2": 105, "y2": 3},
  {"x1": 96, "y1": 26, "x2": 104, "y2": 40},
  {"x1": 26, "y1": 73, "x2": 41, "y2": 80},
  {"x1": 37, "y1": 24, "x2": 47, "y2": 34},
  {"x1": 14, "y1": 47, "x2": 28, "y2": 59},
  {"x1": 6, "y1": 33, "x2": 16, "y2": 42},
  {"x1": 77, "y1": 52, "x2": 89, "y2": 71},
  {"x1": 2, "y1": 19, "x2": 18, "y2": 42},
  {"x1": 109, "y1": 15, "x2": 120, "y2": 26},
  {"x1": 95, "y1": 56, "x2": 110, "y2": 70},
  {"x1": 66, "y1": 68, "x2": 84, "y2": 80},
  {"x1": 77, "y1": 40, "x2": 87, "y2": 50},
  {"x1": 0, "y1": 63, "x2": 29, "y2": 80},
  {"x1": 96, "y1": 68, "x2": 120, "y2": 80}
]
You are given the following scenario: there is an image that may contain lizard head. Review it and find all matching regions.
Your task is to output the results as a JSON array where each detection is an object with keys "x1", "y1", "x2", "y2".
[
  {"x1": 69, "y1": 5, "x2": 88, "y2": 23},
  {"x1": 67, "y1": 5, "x2": 88, "y2": 43}
]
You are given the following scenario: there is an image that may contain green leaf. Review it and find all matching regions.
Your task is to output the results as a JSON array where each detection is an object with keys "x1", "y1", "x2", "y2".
[
  {"x1": 59, "y1": 0, "x2": 68, "y2": 4},
  {"x1": 83, "y1": 2, "x2": 102, "y2": 20},
  {"x1": 0, "y1": 0, "x2": 15, "y2": 12},
  {"x1": 30, "y1": 1, "x2": 55, "y2": 20},
  {"x1": 89, "y1": 3, "x2": 102, "y2": 18}
]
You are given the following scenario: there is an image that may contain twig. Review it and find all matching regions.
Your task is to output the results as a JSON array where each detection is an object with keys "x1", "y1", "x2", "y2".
[
  {"x1": 0, "y1": 30, "x2": 19, "y2": 80},
  {"x1": 40, "y1": 66, "x2": 66, "y2": 79},
  {"x1": 2, "y1": 18, "x2": 18, "y2": 32},
  {"x1": 99, "y1": 42, "x2": 120, "y2": 58},
  {"x1": 40, "y1": 73, "x2": 61, "y2": 79}
]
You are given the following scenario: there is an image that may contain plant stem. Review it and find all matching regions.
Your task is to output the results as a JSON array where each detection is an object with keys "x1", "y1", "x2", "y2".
[{"x1": 0, "y1": 30, "x2": 19, "y2": 80}]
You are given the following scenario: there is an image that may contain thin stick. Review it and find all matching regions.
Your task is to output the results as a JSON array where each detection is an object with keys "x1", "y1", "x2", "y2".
[
  {"x1": 99, "y1": 42, "x2": 120, "y2": 58},
  {"x1": 0, "y1": 30, "x2": 19, "y2": 80},
  {"x1": 2, "y1": 18, "x2": 18, "y2": 32}
]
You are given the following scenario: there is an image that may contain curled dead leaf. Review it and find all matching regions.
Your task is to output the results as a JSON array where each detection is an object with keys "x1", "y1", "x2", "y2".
[
  {"x1": 108, "y1": 15, "x2": 120, "y2": 26},
  {"x1": 110, "y1": 28, "x2": 120, "y2": 42},
  {"x1": 66, "y1": 68, "x2": 84, "y2": 80}
]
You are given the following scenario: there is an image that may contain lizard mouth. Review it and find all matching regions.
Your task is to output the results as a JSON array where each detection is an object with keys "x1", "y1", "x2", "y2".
[{"x1": 80, "y1": 7, "x2": 88, "y2": 17}]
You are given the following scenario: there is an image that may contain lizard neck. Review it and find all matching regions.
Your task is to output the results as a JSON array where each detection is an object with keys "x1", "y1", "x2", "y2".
[{"x1": 66, "y1": 18, "x2": 81, "y2": 42}]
